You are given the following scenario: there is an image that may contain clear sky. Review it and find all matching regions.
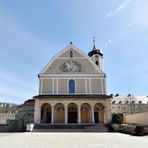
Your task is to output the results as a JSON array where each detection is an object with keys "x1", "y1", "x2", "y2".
[{"x1": 0, "y1": 0, "x2": 148, "y2": 104}]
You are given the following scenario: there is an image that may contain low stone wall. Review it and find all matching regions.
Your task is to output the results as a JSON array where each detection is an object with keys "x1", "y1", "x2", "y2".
[
  {"x1": 125, "y1": 112, "x2": 148, "y2": 125},
  {"x1": 0, "y1": 114, "x2": 15, "y2": 124}
]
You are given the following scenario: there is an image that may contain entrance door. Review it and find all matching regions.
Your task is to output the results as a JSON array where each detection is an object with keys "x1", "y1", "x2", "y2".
[
  {"x1": 41, "y1": 103, "x2": 51, "y2": 123},
  {"x1": 94, "y1": 103, "x2": 104, "y2": 124},
  {"x1": 81, "y1": 103, "x2": 91, "y2": 123},
  {"x1": 68, "y1": 103, "x2": 78, "y2": 123},
  {"x1": 94, "y1": 112, "x2": 99, "y2": 123},
  {"x1": 54, "y1": 103, "x2": 65, "y2": 123},
  {"x1": 47, "y1": 111, "x2": 51, "y2": 123},
  {"x1": 68, "y1": 111, "x2": 77, "y2": 123}
]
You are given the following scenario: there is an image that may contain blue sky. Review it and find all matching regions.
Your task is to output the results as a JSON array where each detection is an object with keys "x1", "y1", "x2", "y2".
[{"x1": 0, "y1": 0, "x2": 148, "y2": 104}]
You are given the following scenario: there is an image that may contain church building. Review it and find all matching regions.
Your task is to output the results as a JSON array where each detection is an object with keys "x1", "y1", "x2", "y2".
[{"x1": 34, "y1": 42, "x2": 111, "y2": 125}]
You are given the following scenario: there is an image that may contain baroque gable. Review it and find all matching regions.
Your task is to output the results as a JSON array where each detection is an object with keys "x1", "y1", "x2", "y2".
[{"x1": 39, "y1": 44, "x2": 105, "y2": 76}]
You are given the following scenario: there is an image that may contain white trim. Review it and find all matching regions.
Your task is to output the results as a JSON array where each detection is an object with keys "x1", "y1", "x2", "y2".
[
  {"x1": 85, "y1": 78, "x2": 87, "y2": 93},
  {"x1": 56, "y1": 57, "x2": 86, "y2": 59},
  {"x1": 51, "y1": 107, "x2": 54, "y2": 124},
  {"x1": 41, "y1": 77, "x2": 105, "y2": 80},
  {"x1": 104, "y1": 78, "x2": 107, "y2": 94},
  {"x1": 39, "y1": 44, "x2": 104, "y2": 75},
  {"x1": 78, "y1": 106, "x2": 81, "y2": 123},
  {"x1": 40, "y1": 79, "x2": 43, "y2": 94},
  {"x1": 89, "y1": 78, "x2": 92, "y2": 94},
  {"x1": 56, "y1": 78, "x2": 59, "y2": 94},
  {"x1": 64, "y1": 106, "x2": 68, "y2": 124},
  {"x1": 40, "y1": 75, "x2": 105, "y2": 79},
  {"x1": 52, "y1": 79, "x2": 54, "y2": 94},
  {"x1": 39, "y1": 92, "x2": 104, "y2": 95},
  {"x1": 91, "y1": 105, "x2": 95, "y2": 123},
  {"x1": 39, "y1": 79, "x2": 41, "y2": 94},
  {"x1": 101, "y1": 79, "x2": 104, "y2": 94},
  {"x1": 75, "y1": 79, "x2": 77, "y2": 93}
]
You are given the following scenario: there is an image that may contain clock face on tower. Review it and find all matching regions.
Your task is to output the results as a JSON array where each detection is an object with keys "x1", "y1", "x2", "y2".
[{"x1": 60, "y1": 61, "x2": 81, "y2": 72}]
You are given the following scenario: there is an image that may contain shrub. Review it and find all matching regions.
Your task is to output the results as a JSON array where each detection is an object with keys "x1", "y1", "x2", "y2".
[
  {"x1": 118, "y1": 127, "x2": 131, "y2": 134},
  {"x1": 111, "y1": 114, "x2": 123, "y2": 124},
  {"x1": 135, "y1": 125, "x2": 144, "y2": 136}
]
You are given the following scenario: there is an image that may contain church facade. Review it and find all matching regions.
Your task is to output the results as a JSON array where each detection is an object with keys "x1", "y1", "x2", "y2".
[{"x1": 34, "y1": 43, "x2": 111, "y2": 125}]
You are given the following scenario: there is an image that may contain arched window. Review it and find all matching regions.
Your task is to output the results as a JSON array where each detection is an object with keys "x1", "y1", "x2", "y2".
[
  {"x1": 69, "y1": 79, "x2": 75, "y2": 93},
  {"x1": 70, "y1": 51, "x2": 73, "y2": 58},
  {"x1": 95, "y1": 61, "x2": 99, "y2": 65}
]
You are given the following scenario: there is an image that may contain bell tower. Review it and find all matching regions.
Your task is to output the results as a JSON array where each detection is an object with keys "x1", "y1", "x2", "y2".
[{"x1": 88, "y1": 37, "x2": 104, "y2": 70}]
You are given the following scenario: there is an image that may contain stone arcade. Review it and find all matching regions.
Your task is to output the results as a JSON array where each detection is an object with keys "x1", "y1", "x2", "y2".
[{"x1": 34, "y1": 43, "x2": 111, "y2": 125}]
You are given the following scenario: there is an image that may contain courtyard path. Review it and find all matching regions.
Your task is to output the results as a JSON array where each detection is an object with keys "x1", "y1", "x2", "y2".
[{"x1": 0, "y1": 132, "x2": 148, "y2": 148}]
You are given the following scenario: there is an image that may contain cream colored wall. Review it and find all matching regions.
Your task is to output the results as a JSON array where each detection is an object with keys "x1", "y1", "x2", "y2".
[
  {"x1": 0, "y1": 114, "x2": 16, "y2": 124},
  {"x1": 91, "y1": 79, "x2": 102, "y2": 94},
  {"x1": 41, "y1": 78, "x2": 104, "y2": 94},
  {"x1": 44, "y1": 58, "x2": 100, "y2": 75},
  {"x1": 58, "y1": 79, "x2": 67, "y2": 93},
  {"x1": 43, "y1": 48, "x2": 103, "y2": 75},
  {"x1": 54, "y1": 79, "x2": 57, "y2": 93},
  {"x1": 42, "y1": 79, "x2": 52, "y2": 94},
  {"x1": 76, "y1": 79, "x2": 85, "y2": 93},
  {"x1": 124, "y1": 112, "x2": 148, "y2": 125}
]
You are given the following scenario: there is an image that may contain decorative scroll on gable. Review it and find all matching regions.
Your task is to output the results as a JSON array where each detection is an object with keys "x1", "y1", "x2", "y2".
[{"x1": 60, "y1": 61, "x2": 81, "y2": 72}]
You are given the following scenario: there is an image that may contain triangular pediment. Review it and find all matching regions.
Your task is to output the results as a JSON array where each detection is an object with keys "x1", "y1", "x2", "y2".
[{"x1": 39, "y1": 44, "x2": 104, "y2": 75}]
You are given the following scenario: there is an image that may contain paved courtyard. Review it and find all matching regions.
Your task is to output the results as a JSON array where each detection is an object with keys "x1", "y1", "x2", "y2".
[{"x1": 0, "y1": 132, "x2": 148, "y2": 148}]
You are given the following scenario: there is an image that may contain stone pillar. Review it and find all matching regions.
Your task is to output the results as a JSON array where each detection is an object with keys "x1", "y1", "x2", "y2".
[
  {"x1": 51, "y1": 107, "x2": 54, "y2": 124},
  {"x1": 78, "y1": 106, "x2": 81, "y2": 124},
  {"x1": 104, "y1": 100, "x2": 112, "y2": 124},
  {"x1": 34, "y1": 99, "x2": 40, "y2": 124},
  {"x1": 65, "y1": 106, "x2": 68, "y2": 124},
  {"x1": 91, "y1": 106, "x2": 95, "y2": 124}
]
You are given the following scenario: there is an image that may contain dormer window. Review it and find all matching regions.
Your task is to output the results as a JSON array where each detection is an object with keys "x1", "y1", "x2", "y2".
[
  {"x1": 112, "y1": 101, "x2": 115, "y2": 104},
  {"x1": 126, "y1": 101, "x2": 129, "y2": 104},
  {"x1": 70, "y1": 51, "x2": 73, "y2": 58},
  {"x1": 119, "y1": 101, "x2": 122, "y2": 104}
]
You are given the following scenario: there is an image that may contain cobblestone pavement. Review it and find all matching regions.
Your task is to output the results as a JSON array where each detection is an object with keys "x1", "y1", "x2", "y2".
[{"x1": 0, "y1": 132, "x2": 148, "y2": 148}]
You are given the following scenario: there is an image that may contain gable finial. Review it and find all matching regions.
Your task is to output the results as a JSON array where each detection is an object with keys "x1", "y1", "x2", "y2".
[
  {"x1": 93, "y1": 36, "x2": 96, "y2": 50},
  {"x1": 70, "y1": 42, "x2": 73, "y2": 45}
]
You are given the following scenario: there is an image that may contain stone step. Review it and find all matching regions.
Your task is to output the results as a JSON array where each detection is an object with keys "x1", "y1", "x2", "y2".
[{"x1": 32, "y1": 124, "x2": 112, "y2": 132}]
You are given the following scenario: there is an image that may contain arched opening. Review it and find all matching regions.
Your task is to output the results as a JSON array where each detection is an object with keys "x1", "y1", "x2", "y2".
[
  {"x1": 54, "y1": 103, "x2": 65, "y2": 123},
  {"x1": 81, "y1": 103, "x2": 91, "y2": 123},
  {"x1": 69, "y1": 79, "x2": 75, "y2": 93},
  {"x1": 41, "y1": 103, "x2": 51, "y2": 123},
  {"x1": 70, "y1": 51, "x2": 73, "y2": 58},
  {"x1": 68, "y1": 103, "x2": 78, "y2": 123},
  {"x1": 94, "y1": 103, "x2": 104, "y2": 123},
  {"x1": 95, "y1": 61, "x2": 99, "y2": 65}
]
